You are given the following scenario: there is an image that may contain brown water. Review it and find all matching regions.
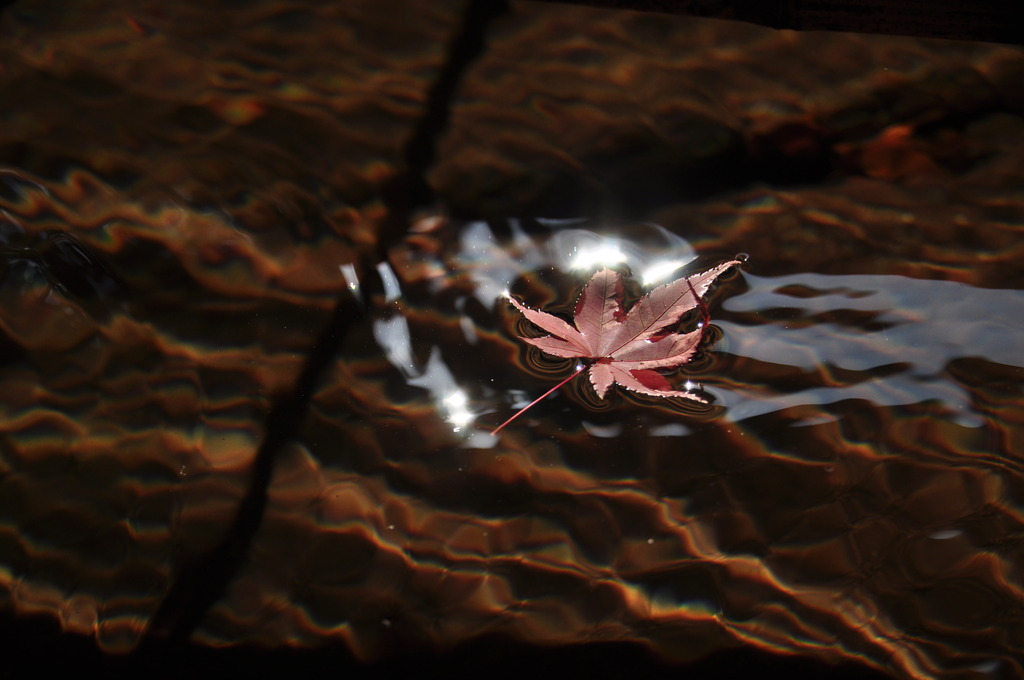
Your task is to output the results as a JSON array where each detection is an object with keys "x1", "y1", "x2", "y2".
[{"x1": 2, "y1": 1, "x2": 1024, "y2": 679}]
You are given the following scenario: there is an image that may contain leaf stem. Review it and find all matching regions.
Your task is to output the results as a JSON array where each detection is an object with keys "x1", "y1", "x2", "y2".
[{"x1": 490, "y1": 362, "x2": 589, "y2": 435}]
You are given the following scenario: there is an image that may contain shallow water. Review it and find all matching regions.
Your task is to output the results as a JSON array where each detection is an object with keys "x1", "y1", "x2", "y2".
[
  {"x1": 2, "y1": 1, "x2": 1024, "y2": 679},
  {"x1": 219, "y1": 218, "x2": 1022, "y2": 678}
]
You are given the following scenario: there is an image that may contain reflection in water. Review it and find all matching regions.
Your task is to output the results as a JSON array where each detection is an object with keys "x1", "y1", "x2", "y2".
[
  {"x1": 203, "y1": 219, "x2": 1024, "y2": 677},
  {"x1": 2, "y1": 1, "x2": 1024, "y2": 676},
  {"x1": 718, "y1": 272, "x2": 1024, "y2": 426},
  {"x1": 2, "y1": 190, "x2": 1023, "y2": 676},
  {"x1": 3, "y1": 185, "x2": 1024, "y2": 678}
]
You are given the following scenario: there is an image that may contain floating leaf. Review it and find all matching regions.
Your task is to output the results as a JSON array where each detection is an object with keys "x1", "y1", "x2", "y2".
[{"x1": 493, "y1": 261, "x2": 740, "y2": 434}]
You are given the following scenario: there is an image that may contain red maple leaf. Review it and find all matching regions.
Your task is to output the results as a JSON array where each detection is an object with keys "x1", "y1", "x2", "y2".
[{"x1": 492, "y1": 260, "x2": 740, "y2": 434}]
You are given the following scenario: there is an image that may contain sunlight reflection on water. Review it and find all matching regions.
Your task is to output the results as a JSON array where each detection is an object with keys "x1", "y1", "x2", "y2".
[
  {"x1": 456, "y1": 220, "x2": 700, "y2": 310},
  {"x1": 378, "y1": 219, "x2": 1024, "y2": 438},
  {"x1": 719, "y1": 273, "x2": 1024, "y2": 426},
  {"x1": 385, "y1": 220, "x2": 714, "y2": 434},
  {"x1": 4, "y1": 0, "x2": 1023, "y2": 673}
]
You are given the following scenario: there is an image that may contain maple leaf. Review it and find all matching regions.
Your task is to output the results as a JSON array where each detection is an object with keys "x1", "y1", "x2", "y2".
[{"x1": 492, "y1": 260, "x2": 740, "y2": 434}]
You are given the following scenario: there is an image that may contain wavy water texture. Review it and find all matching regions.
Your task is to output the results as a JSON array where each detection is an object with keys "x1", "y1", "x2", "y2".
[
  {"x1": 2, "y1": 1, "x2": 1024, "y2": 679},
  {"x1": 189, "y1": 219, "x2": 1024, "y2": 680},
  {"x1": 717, "y1": 272, "x2": 1024, "y2": 424}
]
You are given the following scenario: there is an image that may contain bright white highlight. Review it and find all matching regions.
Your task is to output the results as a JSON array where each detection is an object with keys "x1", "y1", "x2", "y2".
[
  {"x1": 641, "y1": 259, "x2": 690, "y2": 286},
  {"x1": 375, "y1": 261, "x2": 402, "y2": 303},
  {"x1": 443, "y1": 390, "x2": 475, "y2": 430},
  {"x1": 570, "y1": 242, "x2": 626, "y2": 271},
  {"x1": 339, "y1": 263, "x2": 361, "y2": 297}
]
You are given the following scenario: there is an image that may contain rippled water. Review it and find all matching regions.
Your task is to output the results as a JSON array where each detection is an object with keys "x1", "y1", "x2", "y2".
[
  {"x1": 2, "y1": 1, "x2": 1024, "y2": 679},
  {"x1": 171, "y1": 212, "x2": 1019, "y2": 680}
]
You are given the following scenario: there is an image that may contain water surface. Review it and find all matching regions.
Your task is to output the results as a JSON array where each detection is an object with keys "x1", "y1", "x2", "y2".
[{"x1": 2, "y1": 1, "x2": 1024, "y2": 678}]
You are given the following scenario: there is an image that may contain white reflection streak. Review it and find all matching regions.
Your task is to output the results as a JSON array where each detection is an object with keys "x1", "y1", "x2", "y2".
[
  {"x1": 641, "y1": 259, "x2": 692, "y2": 286},
  {"x1": 460, "y1": 221, "x2": 521, "y2": 307},
  {"x1": 723, "y1": 273, "x2": 1024, "y2": 372},
  {"x1": 339, "y1": 263, "x2": 361, "y2": 300},
  {"x1": 443, "y1": 390, "x2": 475, "y2": 431},
  {"x1": 373, "y1": 314, "x2": 479, "y2": 432},
  {"x1": 407, "y1": 349, "x2": 478, "y2": 432},
  {"x1": 569, "y1": 241, "x2": 626, "y2": 271},
  {"x1": 372, "y1": 315, "x2": 416, "y2": 378},
  {"x1": 718, "y1": 272, "x2": 1024, "y2": 426},
  {"x1": 376, "y1": 261, "x2": 402, "y2": 303}
]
